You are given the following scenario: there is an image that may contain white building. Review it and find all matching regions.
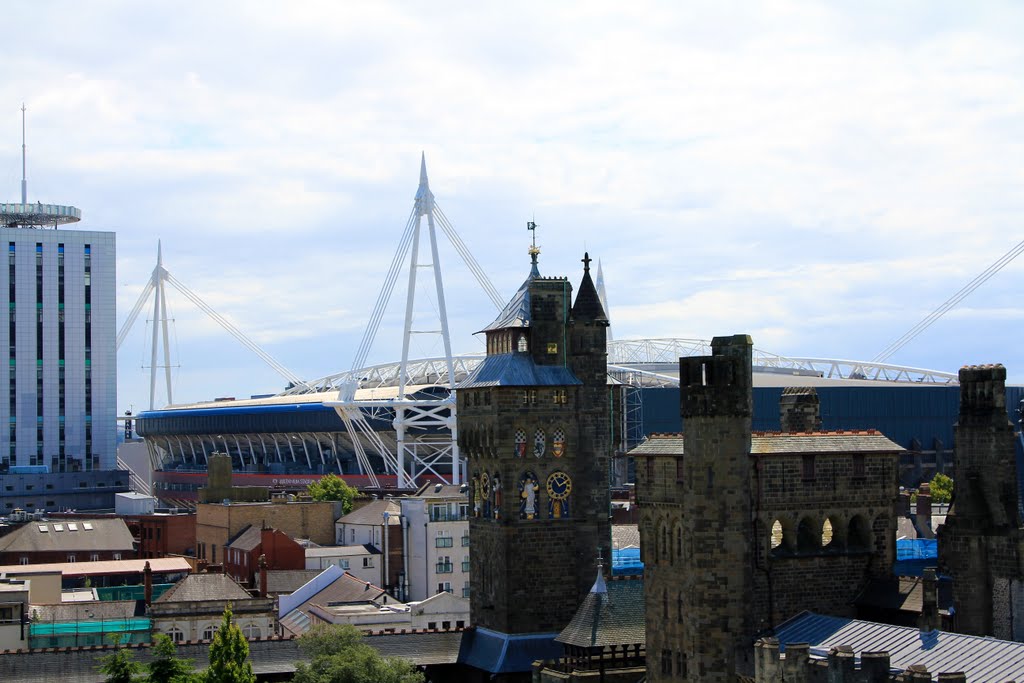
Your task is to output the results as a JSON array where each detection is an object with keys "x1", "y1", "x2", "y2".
[
  {"x1": 305, "y1": 544, "x2": 381, "y2": 586},
  {"x1": 399, "y1": 483, "x2": 470, "y2": 601},
  {"x1": 0, "y1": 219, "x2": 116, "y2": 475}
]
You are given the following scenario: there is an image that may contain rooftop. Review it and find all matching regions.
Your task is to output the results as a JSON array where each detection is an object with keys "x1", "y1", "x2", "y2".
[{"x1": 0, "y1": 557, "x2": 191, "y2": 578}]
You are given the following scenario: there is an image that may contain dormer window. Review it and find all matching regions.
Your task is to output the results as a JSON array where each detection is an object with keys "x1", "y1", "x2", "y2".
[{"x1": 517, "y1": 334, "x2": 528, "y2": 353}]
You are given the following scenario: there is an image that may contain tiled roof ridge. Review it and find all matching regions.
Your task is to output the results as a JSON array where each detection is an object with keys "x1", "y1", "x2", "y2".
[{"x1": 752, "y1": 429, "x2": 882, "y2": 437}]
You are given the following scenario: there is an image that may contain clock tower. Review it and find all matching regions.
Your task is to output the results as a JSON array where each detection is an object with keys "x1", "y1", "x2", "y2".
[{"x1": 458, "y1": 248, "x2": 611, "y2": 636}]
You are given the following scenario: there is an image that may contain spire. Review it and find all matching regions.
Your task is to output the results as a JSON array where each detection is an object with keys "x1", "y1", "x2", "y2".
[
  {"x1": 590, "y1": 553, "x2": 607, "y2": 594},
  {"x1": 595, "y1": 259, "x2": 612, "y2": 338},
  {"x1": 571, "y1": 251, "x2": 609, "y2": 323}
]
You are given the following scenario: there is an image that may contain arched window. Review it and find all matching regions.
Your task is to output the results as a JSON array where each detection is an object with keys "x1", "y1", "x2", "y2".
[
  {"x1": 167, "y1": 627, "x2": 184, "y2": 643},
  {"x1": 848, "y1": 515, "x2": 871, "y2": 551},
  {"x1": 661, "y1": 523, "x2": 669, "y2": 563},
  {"x1": 517, "y1": 334, "x2": 528, "y2": 352},
  {"x1": 676, "y1": 592, "x2": 683, "y2": 623},
  {"x1": 242, "y1": 623, "x2": 261, "y2": 639},
  {"x1": 202, "y1": 625, "x2": 219, "y2": 641},
  {"x1": 675, "y1": 524, "x2": 683, "y2": 561},
  {"x1": 770, "y1": 519, "x2": 785, "y2": 551},
  {"x1": 797, "y1": 516, "x2": 817, "y2": 553},
  {"x1": 822, "y1": 515, "x2": 844, "y2": 550},
  {"x1": 662, "y1": 590, "x2": 668, "y2": 619},
  {"x1": 821, "y1": 518, "x2": 834, "y2": 547}
]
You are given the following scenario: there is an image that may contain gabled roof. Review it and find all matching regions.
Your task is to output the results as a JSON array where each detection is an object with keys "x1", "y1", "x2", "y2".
[
  {"x1": 266, "y1": 569, "x2": 322, "y2": 595},
  {"x1": 336, "y1": 499, "x2": 401, "y2": 526},
  {"x1": 478, "y1": 259, "x2": 540, "y2": 333},
  {"x1": 0, "y1": 518, "x2": 135, "y2": 554},
  {"x1": 225, "y1": 524, "x2": 262, "y2": 552},
  {"x1": 773, "y1": 612, "x2": 1024, "y2": 683},
  {"x1": 155, "y1": 573, "x2": 253, "y2": 603},
  {"x1": 458, "y1": 353, "x2": 581, "y2": 389},
  {"x1": 556, "y1": 577, "x2": 645, "y2": 648}
]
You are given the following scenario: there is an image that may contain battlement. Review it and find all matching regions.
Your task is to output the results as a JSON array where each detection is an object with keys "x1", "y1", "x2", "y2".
[
  {"x1": 679, "y1": 334, "x2": 753, "y2": 419},
  {"x1": 754, "y1": 639, "x2": 973, "y2": 683},
  {"x1": 958, "y1": 364, "x2": 1007, "y2": 415}
]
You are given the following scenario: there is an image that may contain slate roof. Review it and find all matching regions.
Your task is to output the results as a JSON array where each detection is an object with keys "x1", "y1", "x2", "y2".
[
  {"x1": 285, "y1": 571, "x2": 389, "y2": 614},
  {"x1": 0, "y1": 518, "x2": 135, "y2": 553},
  {"x1": 612, "y1": 524, "x2": 640, "y2": 549},
  {"x1": 337, "y1": 499, "x2": 402, "y2": 526},
  {"x1": 225, "y1": 524, "x2": 262, "y2": 552},
  {"x1": 570, "y1": 255, "x2": 608, "y2": 323},
  {"x1": 478, "y1": 260, "x2": 540, "y2": 333},
  {"x1": 265, "y1": 569, "x2": 321, "y2": 595},
  {"x1": 458, "y1": 352, "x2": 581, "y2": 389},
  {"x1": 773, "y1": 612, "x2": 1024, "y2": 683},
  {"x1": 155, "y1": 573, "x2": 253, "y2": 603},
  {"x1": 628, "y1": 431, "x2": 903, "y2": 456},
  {"x1": 556, "y1": 577, "x2": 645, "y2": 648},
  {"x1": 854, "y1": 576, "x2": 953, "y2": 615},
  {"x1": 306, "y1": 544, "x2": 380, "y2": 557},
  {"x1": 411, "y1": 482, "x2": 467, "y2": 499},
  {"x1": 366, "y1": 630, "x2": 465, "y2": 665}
]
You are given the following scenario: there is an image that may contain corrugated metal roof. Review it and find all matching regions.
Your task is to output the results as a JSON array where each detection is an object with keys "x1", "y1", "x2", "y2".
[
  {"x1": 774, "y1": 612, "x2": 1024, "y2": 682},
  {"x1": 459, "y1": 353, "x2": 581, "y2": 389}
]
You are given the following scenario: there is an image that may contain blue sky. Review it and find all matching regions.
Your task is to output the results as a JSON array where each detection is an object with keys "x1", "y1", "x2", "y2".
[{"x1": 1, "y1": 1, "x2": 1022, "y2": 411}]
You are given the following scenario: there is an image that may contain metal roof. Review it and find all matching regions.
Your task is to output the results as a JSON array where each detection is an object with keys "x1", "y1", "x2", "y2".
[
  {"x1": 0, "y1": 556, "x2": 192, "y2": 577},
  {"x1": 478, "y1": 261, "x2": 539, "y2": 333},
  {"x1": 774, "y1": 612, "x2": 1024, "y2": 682}
]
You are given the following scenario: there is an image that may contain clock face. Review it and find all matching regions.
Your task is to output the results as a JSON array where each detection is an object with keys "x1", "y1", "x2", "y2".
[{"x1": 546, "y1": 471, "x2": 572, "y2": 500}]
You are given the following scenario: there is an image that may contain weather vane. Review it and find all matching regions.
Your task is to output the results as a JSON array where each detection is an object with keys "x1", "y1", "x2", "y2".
[{"x1": 527, "y1": 219, "x2": 540, "y2": 259}]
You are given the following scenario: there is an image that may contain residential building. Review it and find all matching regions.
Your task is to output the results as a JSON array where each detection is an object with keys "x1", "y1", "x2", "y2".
[
  {"x1": 399, "y1": 482, "x2": 470, "y2": 601},
  {"x1": 305, "y1": 545, "x2": 381, "y2": 586},
  {"x1": 334, "y1": 498, "x2": 403, "y2": 596},
  {"x1": 0, "y1": 517, "x2": 135, "y2": 565}
]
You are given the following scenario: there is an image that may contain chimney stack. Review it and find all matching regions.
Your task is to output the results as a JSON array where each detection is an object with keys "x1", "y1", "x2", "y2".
[
  {"x1": 258, "y1": 554, "x2": 268, "y2": 598},
  {"x1": 779, "y1": 387, "x2": 822, "y2": 432},
  {"x1": 919, "y1": 567, "x2": 939, "y2": 632}
]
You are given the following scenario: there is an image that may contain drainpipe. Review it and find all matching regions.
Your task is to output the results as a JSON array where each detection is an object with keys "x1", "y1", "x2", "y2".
[
  {"x1": 382, "y1": 511, "x2": 390, "y2": 593},
  {"x1": 402, "y1": 515, "x2": 411, "y2": 602}
]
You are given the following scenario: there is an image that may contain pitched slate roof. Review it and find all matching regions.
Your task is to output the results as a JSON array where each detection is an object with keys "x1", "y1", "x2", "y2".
[
  {"x1": 155, "y1": 573, "x2": 253, "y2": 603},
  {"x1": 612, "y1": 524, "x2": 640, "y2": 549},
  {"x1": 627, "y1": 431, "x2": 902, "y2": 456},
  {"x1": 411, "y1": 482, "x2": 467, "y2": 499},
  {"x1": 336, "y1": 499, "x2": 402, "y2": 526},
  {"x1": 366, "y1": 630, "x2": 465, "y2": 665},
  {"x1": 0, "y1": 518, "x2": 135, "y2": 553},
  {"x1": 478, "y1": 260, "x2": 540, "y2": 333},
  {"x1": 225, "y1": 524, "x2": 262, "y2": 552},
  {"x1": 305, "y1": 544, "x2": 380, "y2": 557},
  {"x1": 556, "y1": 576, "x2": 645, "y2": 648},
  {"x1": 458, "y1": 352, "x2": 581, "y2": 389},
  {"x1": 265, "y1": 569, "x2": 321, "y2": 595},
  {"x1": 31, "y1": 599, "x2": 139, "y2": 623},
  {"x1": 773, "y1": 612, "x2": 1024, "y2": 683}
]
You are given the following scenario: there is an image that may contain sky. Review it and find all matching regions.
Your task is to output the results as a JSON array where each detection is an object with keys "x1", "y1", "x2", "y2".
[{"x1": 1, "y1": 1, "x2": 1022, "y2": 413}]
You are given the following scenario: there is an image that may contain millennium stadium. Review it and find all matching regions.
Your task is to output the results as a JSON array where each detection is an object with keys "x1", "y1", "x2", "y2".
[{"x1": 128, "y1": 160, "x2": 1024, "y2": 507}]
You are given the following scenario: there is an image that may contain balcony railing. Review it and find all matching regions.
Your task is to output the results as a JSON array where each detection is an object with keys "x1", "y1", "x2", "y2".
[{"x1": 436, "y1": 562, "x2": 453, "y2": 574}]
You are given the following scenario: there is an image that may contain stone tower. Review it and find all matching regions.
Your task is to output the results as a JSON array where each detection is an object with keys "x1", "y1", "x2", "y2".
[
  {"x1": 938, "y1": 364, "x2": 1024, "y2": 640},
  {"x1": 637, "y1": 335, "x2": 754, "y2": 682},
  {"x1": 458, "y1": 251, "x2": 611, "y2": 635}
]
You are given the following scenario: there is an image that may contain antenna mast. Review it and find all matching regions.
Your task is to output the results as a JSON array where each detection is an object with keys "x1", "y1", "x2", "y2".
[{"x1": 20, "y1": 103, "x2": 27, "y2": 204}]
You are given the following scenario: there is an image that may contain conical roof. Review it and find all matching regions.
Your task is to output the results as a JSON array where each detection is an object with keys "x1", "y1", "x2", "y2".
[
  {"x1": 571, "y1": 252, "x2": 608, "y2": 323},
  {"x1": 478, "y1": 254, "x2": 541, "y2": 333}
]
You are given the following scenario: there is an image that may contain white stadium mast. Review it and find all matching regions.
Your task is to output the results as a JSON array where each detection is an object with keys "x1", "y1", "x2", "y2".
[{"x1": 328, "y1": 154, "x2": 503, "y2": 488}]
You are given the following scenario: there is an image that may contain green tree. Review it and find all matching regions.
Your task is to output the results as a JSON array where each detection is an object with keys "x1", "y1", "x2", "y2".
[
  {"x1": 930, "y1": 472, "x2": 954, "y2": 504},
  {"x1": 307, "y1": 474, "x2": 357, "y2": 514},
  {"x1": 98, "y1": 634, "x2": 143, "y2": 683},
  {"x1": 292, "y1": 624, "x2": 423, "y2": 683},
  {"x1": 202, "y1": 605, "x2": 255, "y2": 683},
  {"x1": 147, "y1": 633, "x2": 197, "y2": 683}
]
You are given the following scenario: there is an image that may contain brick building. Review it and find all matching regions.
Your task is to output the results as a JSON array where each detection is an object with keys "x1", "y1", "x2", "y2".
[
  {"x1": 457, "y1": 250, "x2": 612, "y2": 676},
  {"x1": 195, "y1": 497, "x2": 339, "y2": 565},
  {"x1": 223, "y1": 525, "x2": 305, "y2": 589},
  {"x1": 634, "y1": 336, "x2": 902, "y2": 682},
  {"x1": 938, "y1": 364, "x2": 1024, "y2": 641}
]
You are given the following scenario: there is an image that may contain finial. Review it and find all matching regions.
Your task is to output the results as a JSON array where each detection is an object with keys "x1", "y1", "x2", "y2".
[
  {"x1": 527, "y1": 219, "x2": 540, "y2": 263},
  {"x1": 590, "y1": 550, "x2": 607, "y2": 594},
  {"x1": 582, "y1": 252, "x2": 592, "y2": 273}
]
